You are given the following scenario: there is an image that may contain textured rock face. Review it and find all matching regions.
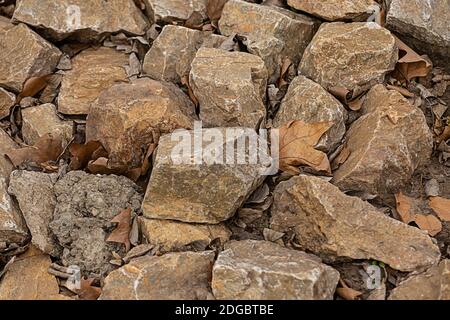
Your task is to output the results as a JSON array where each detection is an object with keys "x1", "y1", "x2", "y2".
[
  {"x1": 12, "y1": 0, "x2": 149, "y2": 42},
  {"x1": 212, "y1": 240, "x2": 340, "y2": 300},
  {"x1": 270, "y1": 176, "x2": 441, "y2": 272},
  {"x1": 273, "y1": 76, "x2": 347, "y2": 152},
  {"x1": 333, "y1": 85, "x2": 433, "y2": 197},
  {"x1": 219, "y1": 0, "x2": 318, "y2": 83},
  {"x1": 0, "y1": 24, "x2": 61, "y2": 93},
  {"x1": 86, "y1": 78, "x2": 196, "y2": 168},
  {"x1": 143, "y1": 0, "x2": 208, "y2": 24},
  {"x1": 0, "y1": 88, "x2": 15, "y2": 119},
  {"x1": 100, "y1": 251, "x2": 215, "y2": 300},
  {"x1": 299, "y1": 22, "x2": 398, "y2": 96},
  {"x1": 58, "y1": 47, "x2": 129, "y2": 115},
  {"x1": 386, "y1": 0, "x2": 450, "y2": 71},
  {"x1": 190, "y1": 47, "x2": 267, "y2": 128}
]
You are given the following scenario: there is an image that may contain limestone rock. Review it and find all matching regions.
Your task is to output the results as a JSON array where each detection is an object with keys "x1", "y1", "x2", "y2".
[
  {"x1": 333, "y1": 85, "x2": 433, "y2": 197},
  {"x1": 299, "y1": 22, "x2": 398, "y2": 96},
  {"x1": 100, "y1": 251, "x2": 215, "y2": 300},
  {"x1": 212, "y1": 240, "x2": 340, "y2": 300},
  {"x1": 273, "y1": 75, "x2": 347, "y2": 152},
  {"x1": 143, "y1": 0, "x2": 208, "y2": 24},
  {"x1": 86, "y1": 78, "x2": 196, "y2": 168},
  {"x1": 190, "y1": 47, "x2": 267, "y2": 128},
  {"x1": 270, "y1": 175, "x2": 441, "y2": 272},
  {"x1": 12, "y1": 0, "x2": 148, "y2": 42},
  {"x1": 0, "y1": 88, "x2": 14, "y2": 119},
  {"x1": 58, "y1": 47, "x2": 129, "y2": 115}
]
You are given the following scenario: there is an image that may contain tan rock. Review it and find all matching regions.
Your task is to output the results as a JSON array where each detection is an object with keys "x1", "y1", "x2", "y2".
[
  {"x1": 190, "y1": 47, "x2": 267, "y2": 128},
  {"x1": 0, "y1": 88, "x2": 14, "y2": 119},
  {"x1": 0, "y1": 24, "x2": 62, "y2": 93},
  {"x1": 273, "y1": 75, "x2": 347, "y2": 152},
  {"x1": 0, "y1": 16, "x2": 13, "y2": 32},
  {"x1": 100, "y1": 251, "x2": 215, "y2": 300},
  {"x1": 219, "y1": 0, "x2": 318, "y2": 83},
  {"x1": 12, "y1": 0, "x2": 148, "y2": 42},
  {"x1": 143, "y1": 0, "x2": 208, "y2": 24},
  {"x1": 58, "y1": 47, "x2": 129, "y2": 115},
  {"x1": 333, "y1": 85, "x2": 433, "y2": 197},
  {"x1": 299, "y1": 22, "x2": 398, "y2": 96},
  {"x1": 270, "y1": 175, "x2": 441, "y2": 272}
]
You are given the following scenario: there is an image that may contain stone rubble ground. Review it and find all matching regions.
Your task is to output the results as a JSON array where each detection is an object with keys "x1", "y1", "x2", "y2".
[{"x1": 0, "y1": 0, "x2": 449, "y2": 300}]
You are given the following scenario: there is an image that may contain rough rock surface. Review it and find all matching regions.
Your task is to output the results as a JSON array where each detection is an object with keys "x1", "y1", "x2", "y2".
[
  {"x1": 299, "y1": 22, "x2": 398, "y2": 96},
  {"x1": 333, "y1": 85, "x2": 433, "y2": 197},
  {"x1": 143, "y1": 0, "x2": 208, "y2": 24},
  {"x1": 86, "y1": 78, "x2": 196, "y2": 168},
  {"x1": 219, "y1": 0, "x2": 318, "y2": 83},
  {"x1": 58, "y1": 47, "x2": 129, "y2": 115},
  {"x1": 12, "y1": 0, "x2": 149, "y2": 42},
  {"x1": 190, "y1": 47, "x2": 267, "y2": 128},
  {"x1": 0, "y1": 24, "x2": 61, "y2": 93},
  {"x1": 212, "y1": 240, "x2": 340, "y2": 300},
  {"x1": 270, "y1": 175, "x2": 441, "y2": 272},
  {"x1": 273, "y1": 75, "x2": 347, "y2": 152},
  {"x1": 100, "y1": 251, "x2": 215, "y2": 300},
  {"x1": 0, "y1": 88, "x2": 15, "y2": 119}
]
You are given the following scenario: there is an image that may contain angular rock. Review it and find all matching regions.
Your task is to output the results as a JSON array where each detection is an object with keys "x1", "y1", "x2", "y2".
[
  {"x1": 270, "y1": 175, "x2": 441, "y2": 272},
  {"x1": 190, "y1": 47, "x2": 267, "y2": 128},
  {"x1": 139, "y1": 217, "x2": 231, "y2": 251},
  {"x1": 143, "y1": 0, "x2": 208, "y2": 24},
  {"x1": 212, "y1": 240, "x2": 340, "y2": 300},
  {"x1": 12, "y1": 0, "x2": 148, "y2": 42},
  {"x1": 299, "y1": 22, "x2": 398, "y2": 96},
  {"x1": 389, "y1": 260, "x2": 450, "y2": 300},
  {"x1": 273, "y1": 75, "x2": 347, "y2": 152},
  {"x1": 100, "y1": 251, "x2": 215, "y2": 300},
  {"x1": 0, "y1": 24, "x2": 61, "y2": 93},
  {"x1": 58, "y1": 47, "x2": 129, "y2": 115},
  {"x1": 0, "y1": 88, "x2": 14, "y2": 119},
  {"x1": 86, "y1": 78, "x2": 196, "y2": 168},
  {"x1": 333, "y1": 85, "x2": 433, "y2": 197},
  {"x1": 219, "y1": 0, "x2": 318, "y2": 83}
]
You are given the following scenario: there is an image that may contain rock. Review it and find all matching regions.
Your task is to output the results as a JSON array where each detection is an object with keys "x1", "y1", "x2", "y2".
[
  {"x1": 386, "y1": 0, "x2": 450, "y2": 72},
  {"x1": 86, "y1": 78, "x2": 196, "y2": 168},
  {"x1": 49, "y1": 171, "x2": 142, "y2": 277},
  {"x1": 0, "y1": 16, "x2": 13, "y2": 32},
  {"x1": 0, "y1": 24, "x2": 61, "y2": 93},
  {"x1": 273, "y1": 75, "x2": 347, "y2": 152},
  {"x1": 333, "y1": 85, "x2": 433, "y2": 197},
  {"x1": 8, "y1": 171, "x2": 60, "y2": 256},
  {"x1": 287, "y1": 0, "x2": 377, "y2": 22},
  {"x1": 143, "y1": 25, "x2": 226, "y2": 85},
  {"x1": 21, "y1": 104, "x2": 73, "y2": 146},
  {"x1": 143, "y1": 0, "x2": 208, "y2": 24},
  {"x1": 270, "y1": 175, "x2": 441, "y2": 272},
  {"x1": 212, "y1": 240, "x2": 340, "y2": 300},
  {"x1": 58, "y1": 47, "x2": 129, "y2": 115},
  {"x1": 219, "y1": 0, "x2": 318, "y2": 83},
  {"x1": 389, "y1": 260, "x2": 450, "y2": 300},
  {"x1": 139, "y1": 217, "x2": 231, "y2": 251},
  {"x1": 12, "y1": 0, "x2": 148, "y2": 42},
  {"x1": 190, "y1": 47, "x2": 267, "y2": 128},
  {"x1": 0, "y1": 88, "x2": 14, "y2": 119},
  {"x1": 299, "y1": 22, "x2": 398, "y2": 96},
  {"x1": 100, "y1": 251, "x2": 215, "y2": 300}
]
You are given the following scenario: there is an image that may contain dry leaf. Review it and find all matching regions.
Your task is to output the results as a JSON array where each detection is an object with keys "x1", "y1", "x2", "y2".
[
  {"x1": 107, "y1": 208, "x2": 132, "y2": 252},
  {"x1": 16, "y1": 74, "x2": 52, "y2": 103},
  {"x1": 386, "y1": 84, "x2": 415, "y2": 98},
  {"x1": 394, "y1": 192, "x2": 415, "y2": 224},
  {"x1": 429, "y1": 196, "x2": 450, "y2": 222},
  {"x1": 184, "y1": 11, "x2": 204, "y2": 30},
  {"x1": 69, "y1": 141, "x2": 108, "y2": 170},
  {"x1": 329, "y1": 86, "x2": 353, "y2": 103},
  {"x1": 76, "y1": 278, "x2": 102, "y2": 300},
  {"x1": 437, "y1": 126, "x2": 450, "y2": 144},
  {"x1": 392, "y1": 36, "x2": 432, "y2": 82},
  {"x1": 414, "y1": 214, "x2": 442, "y2": 236},
  {"x1": 206, "y1": 0, "x2": 228, "y2": 27},
  {"x1": 347, "y1": 94, "x2": 366, "y2": 111},
  {"x1": 336, "y1": 279, "x2": 362, "y2": 300}
]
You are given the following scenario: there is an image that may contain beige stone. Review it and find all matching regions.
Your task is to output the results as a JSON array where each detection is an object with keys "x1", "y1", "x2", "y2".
[
  {"x1": 0, "y1": 88, "x2": 14, "y2": 119},
  {"x1": 143, "y1": 0, "x2": 208, "y2": 24}
]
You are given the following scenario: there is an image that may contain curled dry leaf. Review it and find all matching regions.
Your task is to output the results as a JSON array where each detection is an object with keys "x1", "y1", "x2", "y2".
[
  {"x1": 206, "y1": 0, "x2": 228, "y2": 27},
  {"x1": 336, "y1": 279, "x2": 362, "y2": 300},
  {"x1": 69, "y1": 140, "x2": 108, "y2": 171},
  {"x1": 328, "y1": 86, "x2": 364, "y2": 111},
  {"x1": 386, "y1": 84, "x2": 415, "y2": 98},
  {"x1": 437, "y1": 126, "x2": 450, "y2": 144},
  {"x1": 16, "y1": 74, "x2": 52, "y2": 104},
  {"x1": 429, "y1": 196, "x2": 450, "y2": 222},
  {"x1": 414, "y1": 214, "x2": 442, "y2": 236},
  {"x1": 394, "y1": 192, "x2": 415, "y2": 224},
  {"x1": 184, "y1": 11, "x2": 205, "y2": 30},
  {"x1": 76, "y1": 278, "x2": 102, "y2": 300},
  {"x1": 106, "y1": 208, "x2": 132, "y2": 252}
]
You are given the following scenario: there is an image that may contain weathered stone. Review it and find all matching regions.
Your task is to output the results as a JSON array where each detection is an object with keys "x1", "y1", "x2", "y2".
[
  {"x1": 86, "y1": 78, "x2": 196, "y2": 168},
  {"x1": 139, "y1": 217, "x2": 231, "y2": 251},
  {"x1": 287, "y1": 0, "x2": 377, "y2": 22},
  {"x1": 21, "y1": 104, "x2": 73, "y2": 146},
  {"x1": 0, "y1": 24, "x2": 61, "y2": 93},
  {"x1": 212, "y1": 240, "x2": 340, "y2": 300},
  {"x1": 219, "y1": 0, "x2": 318, "y2": 83},
  {"x1": 58, "y1": 47, "x2": 129, "y2": 115},
  {"x1": 0, "y1": 16, "x2": 13, "y2": 32},
  {"x1": 142, "y1": 128, "x2": 272, "y2": 224},
  {"x1": 270, "y1": 175, "x2": 441, "y2": 272},
  {"x1": 299, "y1": 22, "x2": 398, "y2": 96},
  {"x1": 143, "y1": 0, "x2": 208, "y2": 24},
  {"x1": 333, "y1": 85, "x2": 433, "y2": 197},
  {"x1": 12, "y1": 0, "x2": 149, "y2": 42},
  {"x1": 8, "y1": 171, "x2": 60, "y2": 256},
  {"x1": 190, "y1": 47, "x2": 267, "y2": 128},
  {"x1": 100, "y1": 251, "x2": 215, "y2": 300},
  {"x1": 386, "y1": 0, "x2": 450, "y2": 71},
  {"x1": 273, "y1": 75, "x2": 347, "y2": 152},
  {"x1": 389, "y1": 260, "x2": 450, "y2": 300},
  {"x1": 0, "y1": 87, "x2": 14, "y2": 119},
  {"x1": 143, "y1": 25, "x2": 226, "y2": 84}
]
